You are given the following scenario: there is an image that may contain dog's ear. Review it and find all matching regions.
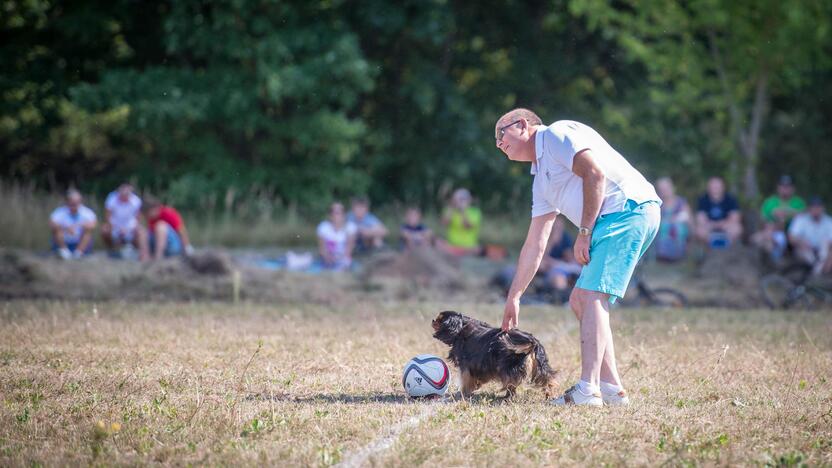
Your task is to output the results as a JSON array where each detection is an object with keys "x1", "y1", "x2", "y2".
[{"x1": 442, "y1": 311, "x2": 465, "y2": 334}]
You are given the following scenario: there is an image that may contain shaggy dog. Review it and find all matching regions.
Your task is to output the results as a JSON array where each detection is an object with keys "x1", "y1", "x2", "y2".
[{"x1": 432, "y1": 311, "x2": 558, "y2": 398}]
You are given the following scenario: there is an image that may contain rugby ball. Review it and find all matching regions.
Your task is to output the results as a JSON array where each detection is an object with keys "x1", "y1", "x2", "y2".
[{"x1": 402, "y1": 354, "x2": 450, "y2": 398}]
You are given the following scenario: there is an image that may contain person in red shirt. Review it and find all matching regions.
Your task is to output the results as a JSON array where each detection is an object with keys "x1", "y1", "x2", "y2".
[{"x1": 142, "y1": 196, "x2": 194, "y2": 259}]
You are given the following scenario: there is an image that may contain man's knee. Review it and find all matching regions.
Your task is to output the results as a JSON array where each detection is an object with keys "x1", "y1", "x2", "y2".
[
  {"x1": 154, "y1": 221, "x2": 170, "y2": 236},
  {"x1": 574, "y1": 289, "x2": 612, "y2": 316},
  {"x1": 569, "y1": 289, "x2": 583, "y2": 321},
  {"x1": 728, "y1": 222, "x2": 743, "y2": 241}
]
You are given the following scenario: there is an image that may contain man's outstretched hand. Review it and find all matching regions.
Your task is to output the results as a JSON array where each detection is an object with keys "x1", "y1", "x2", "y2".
[
  {"x1": 574, "y1": 234, "x2": 591, "y2": 265},
  {"x1": 502, "y1": 298, "x2": 520, "y2": 331}
]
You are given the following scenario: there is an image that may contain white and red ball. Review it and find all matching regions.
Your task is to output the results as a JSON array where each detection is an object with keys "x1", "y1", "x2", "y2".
[{"x1": 402, "y1": 354, "x2": 450, "y2": 398}]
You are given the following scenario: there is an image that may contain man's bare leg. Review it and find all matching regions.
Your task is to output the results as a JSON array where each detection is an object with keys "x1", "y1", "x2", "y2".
[
  {"x1": 52, "y1": 227, "x2": 67, "y2": 250},
  {"x1": 570, "y1": 288, "x2": 622, "y2": 387},
  {"x1": 598, "y1": 315, "x2": 622, "y2": 387},
  {"x1": 77, "y1": 228, "x2": 93, "y2": 254},
  {"x1": 134, "y1": 227, "x2": 150, "y2": 261},
  {"x1": 569, "y1": 288, "x2": 584, "y2": 321},
  {"x1": 100, "y1": 223, "x2": 115, "y2": 250},
  {"x1": 578, "y1": 289, "x2": 611, "y2": 388},
  {"x1": 152, "y1": 222, "x2": 169, "y2": 260},
  {"x1": 726, "y1": 221, "x2": 743, "y2": 243}
]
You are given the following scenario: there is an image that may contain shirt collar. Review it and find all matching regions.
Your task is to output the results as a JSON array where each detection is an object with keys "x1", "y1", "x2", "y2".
[{"x1": 530, "y1": 125, "x2": 545, "y2": 175}]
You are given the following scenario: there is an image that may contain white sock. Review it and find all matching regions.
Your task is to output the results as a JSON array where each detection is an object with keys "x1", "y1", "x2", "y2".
[
  {"x1": 600, "y1": 381, "x2": 624, "y2": 395},
  {"x1": 577, "y1": 379, "x2": 600, "y2": 395}
]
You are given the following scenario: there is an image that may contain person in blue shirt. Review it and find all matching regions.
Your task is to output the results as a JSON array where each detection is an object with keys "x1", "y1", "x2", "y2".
[
  {"x1": 400, "y1": 206, "x2": 433, "y2": 249},
  {"x1": 347, "y1": 196, "x2": 388, "y2": 252},
  {"x1": 694, "y1": 177, "x2": 743, "y2": 248}
]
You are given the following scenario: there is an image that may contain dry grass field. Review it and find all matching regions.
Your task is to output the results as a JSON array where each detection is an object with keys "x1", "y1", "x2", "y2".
[{"x1": 1, "y1": 300, "x2": 830, "y2": 466}]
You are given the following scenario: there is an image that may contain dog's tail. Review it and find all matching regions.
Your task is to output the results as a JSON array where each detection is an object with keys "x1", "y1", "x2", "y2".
[
  {"x1": 530, "y1": 341, "x2": 559, "y2": 392},
  {"x1": 503, "y1": 330, "x2": 537, "y2": 354},
  {"x1": 504, "y1": 331, "x2": 559, "y2": 395}
]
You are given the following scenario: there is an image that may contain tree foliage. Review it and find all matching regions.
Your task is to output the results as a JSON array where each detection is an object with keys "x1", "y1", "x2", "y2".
[
  {"x1": 2, "y1": 0, "x2": 831, "y2": 214},
  {"x1": 571, "y1": 0, "x2": 832, "y2": 201}
]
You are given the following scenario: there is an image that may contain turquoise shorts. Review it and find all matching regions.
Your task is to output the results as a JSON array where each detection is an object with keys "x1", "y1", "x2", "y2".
[{"x1": 574, "y1": 199, "x2": 661, "y2": 303}]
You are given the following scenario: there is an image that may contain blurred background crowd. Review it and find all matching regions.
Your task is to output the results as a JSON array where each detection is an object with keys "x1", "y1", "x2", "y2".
[{"x1": 3, "y1": 0, "x2": 832, "y2": 301}]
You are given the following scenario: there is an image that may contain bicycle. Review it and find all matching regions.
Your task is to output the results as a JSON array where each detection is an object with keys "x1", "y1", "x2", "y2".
[
  {"x1": 759, "y1": 263, "x2": 832, "y2": 310},
  {"x1": 492, "y1": 262, "x2": 688, "y2": 308},
  {"x1": 618, "y1": 266, "x2": 689, "y2": 309}
]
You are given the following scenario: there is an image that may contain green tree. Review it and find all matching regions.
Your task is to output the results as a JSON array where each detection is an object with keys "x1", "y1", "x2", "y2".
[
  {"x1": 571, "y1": 0, "x2": 832, "y2": 202},
  {"x1": 63, "y1": 0, "x2": 373, "y2": 210},
  {"x1": 0, "y1": 0, "x2": 145, "y2": 186},
  {"x1": 346, "y1": 0, "x2": 636, "y2": 210}
]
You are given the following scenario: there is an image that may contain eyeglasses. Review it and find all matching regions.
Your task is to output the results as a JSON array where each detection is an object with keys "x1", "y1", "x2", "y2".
[{"x1": 496, "y1": 120, "x2": 522, "y2": 141}]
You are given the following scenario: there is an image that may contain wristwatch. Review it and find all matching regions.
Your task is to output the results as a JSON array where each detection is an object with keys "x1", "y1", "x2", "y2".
[{"x1": 578, "y1": 227, "x2": 592, "y2": 237}]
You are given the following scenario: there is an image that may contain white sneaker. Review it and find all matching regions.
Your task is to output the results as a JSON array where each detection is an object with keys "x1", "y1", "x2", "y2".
[
  {"x1": 551, "y1": 384, "x2": 603, "y2": 406},
  {"x1": 602, "y1": 389, "x2": 630, "y2": 406},
  {"x1": 58, "y1": 247, "x2": 72, "y2": 260}
]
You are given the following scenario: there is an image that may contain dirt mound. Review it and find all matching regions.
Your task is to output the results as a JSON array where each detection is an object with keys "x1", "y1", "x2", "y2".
[
  {"x1": 0, "y1": 248, "x2": 471, "y2": 304},
  {"x1": 0, "y1": 249, "x2": 239, "y2": 301},
  {"x1": 698, "y1": 246, "x2": 764, "y2": 290},
  {"x1": 681, "y1": 246, "x2": 766, "y2": 308},
  {"x1": 185, "y1": 250, "x2": 233, "y2": 275},
  {"x1": 360, "y1": 247, "x2": 465, "y2": 290}
]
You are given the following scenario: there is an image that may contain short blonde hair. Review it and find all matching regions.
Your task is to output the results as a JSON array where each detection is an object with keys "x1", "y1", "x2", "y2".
[{"x1": 494, "y1": 108, "x2": 542, "y2": 139}]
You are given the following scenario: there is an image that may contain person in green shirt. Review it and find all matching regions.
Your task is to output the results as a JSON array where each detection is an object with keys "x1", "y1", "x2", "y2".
[
  {"x1": 753, "y1": 175, "x2": 806, "y2": 263},
  {"x1": 760, "y1": 175, "x2": 806, "y2": 224},
  {"x1": 438, "y1": 188, "x2": 482, "y2": 256}
]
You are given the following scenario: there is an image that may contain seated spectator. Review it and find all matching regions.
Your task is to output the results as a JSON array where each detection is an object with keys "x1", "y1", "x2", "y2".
[
  {"x1": 539, "y1": 218, "x2": 581, "y2": 303},
  {"x1": 317, "y1": 202, "x2": 357, "y2": 271},
  {"x1": 695, "y1": 177, "x2": 742, "y2": 248},
  {"x1": 788, "y1": 197, "x2": 832, "y2": 275},
  {"x1": 49, "y1": 188, "x2": 97, "y2": 259},
  {"x1": 142, "y1": 196, "x2": 194, "y2": 259},
  {"x1": 753, "y1": 175, "x2": 805, "y2": 263},
  {"x1": 400, "y1": 207, "x2": 433, "y2": 249},
  {"x1": 101, "y1": 183, "x2": 149, "y2": 260},
  {"x1": 437, "y1": 188, "x2": 482, "y2": 256},
  {"x1": 655, "y1": 177, "x2": 692, "y2": 262},
  {"x1": 347, "y1": 196, "x2": 387, "y2": 252}
]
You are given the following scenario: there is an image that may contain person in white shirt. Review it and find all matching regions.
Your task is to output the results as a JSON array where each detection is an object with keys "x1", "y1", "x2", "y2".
[
  {"x1": 317, "y1": 202, "x2": 357, "y2": 271},
  {"x1": 495, "y1": 108, "x2": 660, "y2": 407},
  {"x1": 788, "y1": 197, "x2": 832, "y2": 275},
  {"x1": 101, "y1": 183, "x2": 149, "y2": 260},
  {"x1": 49, "y1": 188, "x2": 97, "y2": 259}
]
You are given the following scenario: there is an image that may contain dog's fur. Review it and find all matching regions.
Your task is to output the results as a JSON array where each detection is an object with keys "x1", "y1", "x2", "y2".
[{"x1": 432, "y1": 311, "x2": 558, "y2": 398}]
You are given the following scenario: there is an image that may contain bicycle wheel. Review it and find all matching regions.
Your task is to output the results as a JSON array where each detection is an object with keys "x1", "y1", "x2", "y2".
[
  {"x1": 647, "y1": 287, "x2": 688, "y2": 308},
  {"x1": 759, "y1": 274, "x2": 796, "y2": 309},
  {"x1": 797, "y1": 284, "x2": 832, "y2": 311},
  {"x1": 782, "y1": 263, "x2": 813, "y2": 284}
]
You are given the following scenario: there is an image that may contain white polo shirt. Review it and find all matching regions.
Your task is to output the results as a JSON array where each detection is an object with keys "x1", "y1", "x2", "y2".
[
  {"x1": 50, "y1": 205, "x2": 97, "y2": 244},
  {"x1": 788, "y1": 213, "x2": 832, "y2": 249},
  {"x1": 531, "y1": 120, "x2": 659, "y2": 227},
  {"x1": 105, "y1": 191, "x2": 142, "y2": 232}
]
